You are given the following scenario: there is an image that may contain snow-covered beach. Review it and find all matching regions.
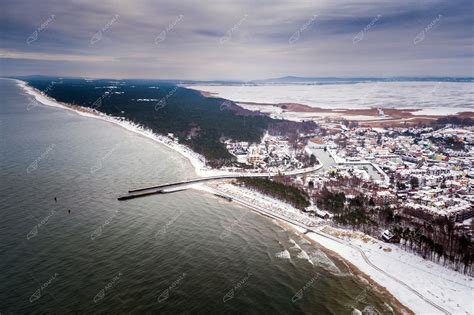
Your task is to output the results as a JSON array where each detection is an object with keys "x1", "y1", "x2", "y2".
[
  {"x1": 17, "y1": 79, "x2": 474, "y2": 315},
  {"x1": 16, "y1": 79, "x2": 219, "y2": 177},
  {"x1": 306, "y1": 228, "x2": 474, "y2": 315}
]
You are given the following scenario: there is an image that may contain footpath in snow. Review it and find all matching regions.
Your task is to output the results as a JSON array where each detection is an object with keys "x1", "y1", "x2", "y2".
[{"x1": 308, "y1": 226, "x2": 473, "y2": 315}]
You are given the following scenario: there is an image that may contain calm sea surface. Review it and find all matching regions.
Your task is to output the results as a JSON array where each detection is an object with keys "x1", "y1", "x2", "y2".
[{"x1": 0, "y1": 79, "x2": 396, "y2": 314}]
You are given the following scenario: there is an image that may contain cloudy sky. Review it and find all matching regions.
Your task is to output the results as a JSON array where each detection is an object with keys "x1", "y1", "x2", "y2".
[{"x1": 1, "y1": 0, "x2": 472, "y2": 80}]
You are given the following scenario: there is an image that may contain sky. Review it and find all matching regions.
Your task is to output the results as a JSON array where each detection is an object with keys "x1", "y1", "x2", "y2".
[{"x1": 0, "y1": 0, "x2": 473, "y2": 80}]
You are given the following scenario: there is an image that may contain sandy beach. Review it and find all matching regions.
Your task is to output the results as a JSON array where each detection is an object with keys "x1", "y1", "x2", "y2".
[{"x1": 17, "y1": 79, "x2": 474, "y2": 315}]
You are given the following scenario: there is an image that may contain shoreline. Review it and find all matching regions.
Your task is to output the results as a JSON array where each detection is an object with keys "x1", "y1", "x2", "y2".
[
  {"x1": 16, "y1": 78, "x2": 473, "y2": 314},
  {"x1": 192, "y1": 183, "x2": 413, "y2": 314},
  {"x1": 190, "y1": 184, "x2": 415, "y2": 314},
  {"x1": 303, "y1": 232, "x2": 414, "y2": 315},
  {"x1": 14, "y1": 79, "x2": 219, "y2": 177}
]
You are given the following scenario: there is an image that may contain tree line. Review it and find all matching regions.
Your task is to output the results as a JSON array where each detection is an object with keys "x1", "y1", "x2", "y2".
[{"x1": 313, "y1": 187, "x2": 473, "y2": 275}]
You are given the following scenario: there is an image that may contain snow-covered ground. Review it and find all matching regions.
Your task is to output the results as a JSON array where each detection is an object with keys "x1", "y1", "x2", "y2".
[
  {"x1": 206, "y1": 182, "x2": 322, "y2": 227},
  {"x1": 307, "y1": 227, "x2": 474, "y2": 315},
  {"x1": 189, "y1": 82, "x2": 474, "y2": 115}
]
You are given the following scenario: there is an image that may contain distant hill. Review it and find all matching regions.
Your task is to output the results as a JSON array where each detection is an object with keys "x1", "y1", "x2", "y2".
[
  {"x1": 177, "y1": 76, "x2": 473, "y2": 86},
  {"x1": 14, "y1": 75, "x2": 473, "y2": 87},
  {"x1": 252, "y1": 76, "x2": 474, "y2": 84}
]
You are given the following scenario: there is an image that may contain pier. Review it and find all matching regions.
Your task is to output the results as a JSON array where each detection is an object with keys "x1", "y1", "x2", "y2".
[
  {"x1": 118, "y1": 189, "x2": 163, "y2": 200},
  {"x1": 118, "y1": 165, "x2": 323, "y2": 201}
]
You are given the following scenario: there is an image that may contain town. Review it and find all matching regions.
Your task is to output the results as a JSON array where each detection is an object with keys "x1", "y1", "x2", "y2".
[{"x1": 217, "y1": 119, "x2": 474, "y2": 274}]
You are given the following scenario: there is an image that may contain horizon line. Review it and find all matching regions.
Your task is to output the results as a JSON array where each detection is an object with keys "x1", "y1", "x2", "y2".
[{"x1": 4, "y1": 75, "x2": 474, "y2": 82}]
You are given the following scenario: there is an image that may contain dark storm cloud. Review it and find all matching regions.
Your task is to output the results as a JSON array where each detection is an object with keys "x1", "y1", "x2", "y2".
[{"x1": 0, "y1": 0, "x2": 472, "y2": 79}]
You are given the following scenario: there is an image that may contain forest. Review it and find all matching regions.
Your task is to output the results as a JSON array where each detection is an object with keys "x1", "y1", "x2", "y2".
[
  {"x1": 315, "y1": 187, "x2": 473, "y2": 275},
  {"x1": 22, "y1": 77, "x2": 314, "y2": 164},
  {"x1": 238, "y1": 177, "x2": 311, "y2": 210}
]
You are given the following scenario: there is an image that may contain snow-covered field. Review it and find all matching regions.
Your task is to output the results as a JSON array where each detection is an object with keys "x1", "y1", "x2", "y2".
[{"x1": 189, "y1": 82, "x2": 474, "y2": 115}]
